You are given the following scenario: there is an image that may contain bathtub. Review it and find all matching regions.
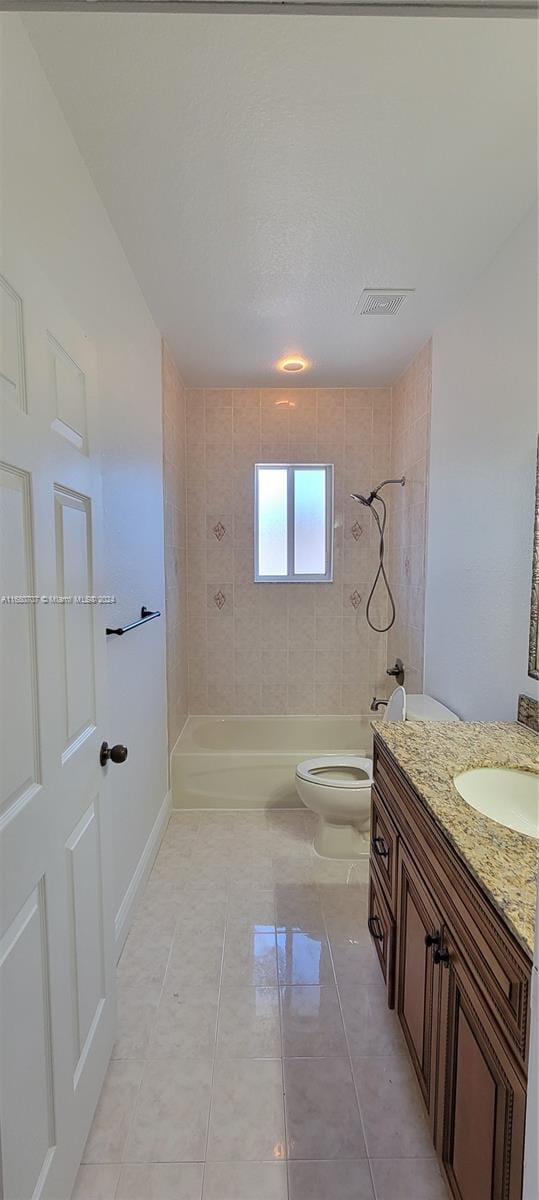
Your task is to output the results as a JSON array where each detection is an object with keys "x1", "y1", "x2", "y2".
[{"x1": 171, "y1": 714, "x2": 374, "y2": 810}]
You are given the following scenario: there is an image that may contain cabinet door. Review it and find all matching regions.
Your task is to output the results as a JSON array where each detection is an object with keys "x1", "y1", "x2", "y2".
[
  {"x1": 368, "y1": 867, "x2": 396, "y2": 1007},
  {"x1": 437, "y1": 933, "x2": 526, "y2": 1200},
  {"x1": 396, "y1": 844, "x2": 442, "y2": 1122}
]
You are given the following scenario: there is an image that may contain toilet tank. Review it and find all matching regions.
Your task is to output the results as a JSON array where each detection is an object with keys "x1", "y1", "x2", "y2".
[{"x1": 406, "y1": 694, "x2": 460, "y2": 722}]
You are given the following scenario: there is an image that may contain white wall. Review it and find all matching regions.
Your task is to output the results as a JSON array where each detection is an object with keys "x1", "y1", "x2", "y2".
[
  {"x1": 2, "y1": 15, "x2": 169, "y2": 939},
  {"x1": 425, "y1": 209, "x2": 538, "y2": 720}
]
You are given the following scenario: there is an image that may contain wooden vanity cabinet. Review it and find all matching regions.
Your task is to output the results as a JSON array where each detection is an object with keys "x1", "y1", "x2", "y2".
[{"x1": 369, "y1": 735, "x2": 532, "y2": 1200}]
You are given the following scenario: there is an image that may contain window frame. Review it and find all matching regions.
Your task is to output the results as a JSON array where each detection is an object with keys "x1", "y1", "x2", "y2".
[{"x1": 254, "y1": 462, "x2": 334, "y2": 584}]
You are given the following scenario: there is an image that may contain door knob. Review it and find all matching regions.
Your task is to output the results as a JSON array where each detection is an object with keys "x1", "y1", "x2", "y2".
[{"x1": 100, "y1": 741, "x2": 128, "y2": 767}]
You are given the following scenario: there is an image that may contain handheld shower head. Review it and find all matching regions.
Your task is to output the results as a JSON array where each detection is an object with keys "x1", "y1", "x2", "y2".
[
  {"x1": 350, "y1": 477, "x2": 405, "y2": 505},
  {"x1": 349, "y1": 476, "x2": 405, "y2": 633}
]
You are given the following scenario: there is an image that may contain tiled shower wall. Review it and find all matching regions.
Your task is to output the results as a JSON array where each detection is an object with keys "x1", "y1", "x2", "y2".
[
  {"x1": 162, "y1": 341, "x2": 189, "y2": 746},
  {"x1": 184, "y1": 388, "x2": 395, "y2": 714},
  {"x1": 387, "y1": 341, "x2": 432, "y2": 694}
]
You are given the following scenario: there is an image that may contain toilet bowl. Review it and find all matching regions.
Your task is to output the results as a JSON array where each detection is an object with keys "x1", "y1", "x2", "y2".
[{"x1": 295, "y1": 688, "x2": 460, "y2": 859}]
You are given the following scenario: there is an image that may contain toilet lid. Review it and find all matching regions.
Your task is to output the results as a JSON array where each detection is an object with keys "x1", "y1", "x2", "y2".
[{"x1": 295, "y1": 755, "x2": 373, "y2": 788}]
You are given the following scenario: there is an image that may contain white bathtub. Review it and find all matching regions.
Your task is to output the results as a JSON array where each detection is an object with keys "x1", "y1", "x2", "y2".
[{"x1": 171, "y1": 715, "x2": 374, "y2": 810}]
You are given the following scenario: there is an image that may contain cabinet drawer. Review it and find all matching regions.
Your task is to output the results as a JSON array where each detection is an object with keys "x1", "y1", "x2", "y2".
[
  {"x1": 368, "y1": 868, "x2": 396, "y2": 1007},
  {"x1": 370, "y1": 783, "x2": 398, "y2": 911}
]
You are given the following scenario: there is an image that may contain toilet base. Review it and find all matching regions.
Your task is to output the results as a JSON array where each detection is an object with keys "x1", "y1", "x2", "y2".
[{"x1": 313, "y1": 817, "x2": 370, "y2": 860}]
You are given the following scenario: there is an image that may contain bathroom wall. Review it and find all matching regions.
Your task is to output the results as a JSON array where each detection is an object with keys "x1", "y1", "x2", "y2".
[
  {"x1": 387, "y1": 342, "x2": 432, "y2": 695},
  {"x1": 185, "y1": 388, "x2": 393, "y2": 713},
  {"x1": 162, "y1": 341, "x2": 189, "y2": 749},
  {"x1": 425, "y1": 208, "x2": 538, "y2": 719}
]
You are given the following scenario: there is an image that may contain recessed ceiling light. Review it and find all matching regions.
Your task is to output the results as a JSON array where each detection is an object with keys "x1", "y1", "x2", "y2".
[{"x1": 277, "y1": 356, "x2": 309, "y2": 373}]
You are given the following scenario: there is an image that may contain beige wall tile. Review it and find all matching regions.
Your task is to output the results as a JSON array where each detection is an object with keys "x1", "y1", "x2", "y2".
[{"x1": 180, "y1": 378, "x2": 428, "y2": 714}]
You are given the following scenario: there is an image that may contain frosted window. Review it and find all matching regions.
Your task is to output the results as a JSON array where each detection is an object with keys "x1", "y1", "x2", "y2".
[
  {"x1": 255, "y1": 463, "x2": 333, "y2": 582},
  {"x1": 257, "y1": 467, "x2": 288, "y2": 577},
  {"x1": 294, "y1": 469, "x2": 326, "y2": 575}
]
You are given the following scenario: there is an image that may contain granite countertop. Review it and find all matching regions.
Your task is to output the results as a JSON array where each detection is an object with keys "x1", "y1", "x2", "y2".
[{"x1": 373, "y1": 720, "x2": 539, "y2": 957}]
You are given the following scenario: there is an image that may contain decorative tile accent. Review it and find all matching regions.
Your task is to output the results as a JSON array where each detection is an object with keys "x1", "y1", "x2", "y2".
[
  {"x1": 213, "y1": 521, "x2": 226, "y2": 541},
  {"x1": 214, "y1": 590, "x2": 226, "y2": 610},
  {"x1": 349, "y1": 590, "x2": 362, "y2": 610},
  {"x1": 351, "y1": 521, "x2": 363, "y2": 542},
  {"x1": 517, "y1": 694, "x2": 539, "y2": 733}
]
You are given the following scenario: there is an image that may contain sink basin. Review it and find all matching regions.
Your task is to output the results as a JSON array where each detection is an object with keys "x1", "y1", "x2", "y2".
[{"x1": 453, "y1": 768, "x2": 539, "y2": 839}]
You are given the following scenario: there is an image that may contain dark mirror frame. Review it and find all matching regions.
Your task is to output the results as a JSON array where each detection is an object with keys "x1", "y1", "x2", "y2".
[{"x1": 529, "y1": 439, "x2": 539, "y2": 680}]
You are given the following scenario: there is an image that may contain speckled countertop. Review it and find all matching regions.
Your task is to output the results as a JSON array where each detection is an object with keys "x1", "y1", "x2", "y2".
[{"x1": 373, "y1": 721, "x2": 539, "y2": 957}]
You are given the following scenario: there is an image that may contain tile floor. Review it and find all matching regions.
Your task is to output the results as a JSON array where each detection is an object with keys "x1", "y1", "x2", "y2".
[{"x1": 74, "y1": 810, "x2": 450, "y2": 1200}]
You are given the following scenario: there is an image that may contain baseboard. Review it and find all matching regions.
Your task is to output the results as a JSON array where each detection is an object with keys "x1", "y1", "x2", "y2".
[{"x1": 114, "y1": 788, "x2": 172, "y2": 961}]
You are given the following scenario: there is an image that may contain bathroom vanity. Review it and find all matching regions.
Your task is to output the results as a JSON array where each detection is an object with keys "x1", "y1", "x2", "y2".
[{"x1": 368, "y1": 721, "x2": 538, "y2": 1200}]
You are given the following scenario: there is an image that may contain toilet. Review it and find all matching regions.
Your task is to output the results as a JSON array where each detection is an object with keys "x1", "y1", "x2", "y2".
[{"x1": 295, "y1": 688, "x2": 460, "y2": 859}]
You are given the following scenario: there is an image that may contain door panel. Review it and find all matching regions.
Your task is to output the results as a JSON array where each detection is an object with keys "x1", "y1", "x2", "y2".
[
  {"x1": 0, "y1": 273, "x2": 27, "y2": 411},
  {"x1": 437, "y1": 936, "x2": 527, "y2": 1200},
  {"x1": 1, "y1": 253, "x2": 115, "y2": 1199},
  {"x1": 0, "y1": 883, "x2": 55, "y2": 1200},
  {"x1": 0, "y1": 464, "x2": 40, "y2": 812},
  {"x1": 54, "y1": 487, "x2": 96, "y2": 754},
  {"x1": 396, "y1": 843, "x2": 442, "y2": 1121},
  {"x1": 47, "y1": 332, "x2": 88, "y2": 454},
  {"x1": 65, "y1": 799, "x2": 106, "y2": 1083}
]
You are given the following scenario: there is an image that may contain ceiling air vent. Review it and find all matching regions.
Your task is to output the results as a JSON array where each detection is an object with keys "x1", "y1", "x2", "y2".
[{"x1": 357, "y1": 289, "x2": 414, "y2": 316}]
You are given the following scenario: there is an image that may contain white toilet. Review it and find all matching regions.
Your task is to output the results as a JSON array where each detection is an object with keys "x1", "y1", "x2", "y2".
[{"x1": 295, "y1": 688, "x2": 460, "y2": 859}]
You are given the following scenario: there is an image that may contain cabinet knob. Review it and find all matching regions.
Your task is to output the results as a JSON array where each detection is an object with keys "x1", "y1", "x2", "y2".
[
  {"x1": 100, "y1": 741, "x2": 128, "y2": 767},
  {"x1": 372, "y1": 836, "x2": 389, "y2": 858},
  {"x1": 425, "y1": 931, "x2": 441, "y2": 948},
  {"x1": 433, "y1": 946, "x2": 450, "y2": 967}
]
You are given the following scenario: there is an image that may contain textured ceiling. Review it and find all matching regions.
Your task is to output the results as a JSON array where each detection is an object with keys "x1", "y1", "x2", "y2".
[{"x1": 24, "y1": 13, "x2": 537, "y2": 385}]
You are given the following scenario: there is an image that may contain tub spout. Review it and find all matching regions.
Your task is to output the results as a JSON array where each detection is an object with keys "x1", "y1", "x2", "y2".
[{"x1": 370, "y1": 697, "x2": 388, "y2": 713}]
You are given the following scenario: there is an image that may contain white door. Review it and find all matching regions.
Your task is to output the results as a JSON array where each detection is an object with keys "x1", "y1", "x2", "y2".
[{"x1": 0, "y1": 251, "x2": 116, "y2": 1200}]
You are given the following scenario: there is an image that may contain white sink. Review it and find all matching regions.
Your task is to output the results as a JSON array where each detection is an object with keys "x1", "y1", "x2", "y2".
[{"x1": 453, "y1": 768, "x2": 539, "y2": 839}]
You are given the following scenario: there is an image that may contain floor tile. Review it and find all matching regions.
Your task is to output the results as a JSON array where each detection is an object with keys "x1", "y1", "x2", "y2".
[
  {"x1": 370, "y1": 1157, "x2": 450, "y2": 1199},
  {"x1": 203, "y1": 1161, "x2": 288, "y2": 1199},
  {"x1": 284, "y1": 1057, "x2": 366, "y2": 1160},
  {"x1": 280, "y1": 985, "x2": 347, "y2": 1057},
  {"x1": 113, "y1": 981, "x2": 160, "y2": 1059},
  {"x1": 207, "y1": 1058, "x2": 285, "y2": 1162},
  {"x1": 331, "y1": 941, "x2": 383, "y2": 987},
  {"x1": 71, "y1": 1164, "x2": 121, "y2": 1199},
  {"x1": 82, "y1": 1060, "x2": 143, "y2": 1163},
  {"x1": 221, "y1": 927, "x2": 278, "y2": 986},
  {"x1": 117, "y1": 931, "x2": 171, "y2": 990},
  {"x1": 125, "y1": 1058, "x2": 212, "y2": 1162},
  {"x1": 149, "y1": 987, "x2": 219, "y2": 1058},
  {"x1": 288, "y1": 1159, "x2": 375, "y2": 1199},
  {"x1": 339, "y1": 983, "x2": 405, "y2": 1056},
  {"x1": 274, "y1": 885, "x2": 324, "y2": 933},
  {"x1": 80, "y1": 813, "x2": 444, "y2": 1197},
  {"x1": 116, "y1": 1163, "x2": 204, "y2": 1199},
  {"x1": 353, "y1": 1056, "x2": 435, "y2": 1158},
  {"x1": 276, "y1": 929, "x2": 334, "y2": 985},
  {"x1": 272, "y1": 857, "x2": 314, "y2": 885},
  {"x1": 227, "y1": 888, "x2": 276, "y2": 923},
  {"x1": 217, "y1": 987, "x2": 281, "y2": 1058},
  {"x1": 166, "y1": 934, "x2": 224, "y2": 989}
]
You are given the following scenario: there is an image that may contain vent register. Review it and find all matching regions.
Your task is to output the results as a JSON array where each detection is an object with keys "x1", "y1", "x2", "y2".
[{"x1": 357, "y1": 289, "x2": 413, "y2": 316}]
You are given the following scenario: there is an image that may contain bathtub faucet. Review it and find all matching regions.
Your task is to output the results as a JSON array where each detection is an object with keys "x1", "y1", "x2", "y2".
[{"x1": 370, "y1": 697, "x2": 388, "y2": 713}]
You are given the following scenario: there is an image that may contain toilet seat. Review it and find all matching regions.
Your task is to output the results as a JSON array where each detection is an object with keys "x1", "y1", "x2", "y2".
[{"x1": 295, "y1": 755, "x2": 373, "y2": 789}]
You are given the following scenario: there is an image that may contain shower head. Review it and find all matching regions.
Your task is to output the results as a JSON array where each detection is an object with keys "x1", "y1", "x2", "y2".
[
  {"x1": 351, "y1": 491, "x2": 375, "y2": 507},
  {"x1": 350, "y1": 476, "x2": 405, "y2": 505}
]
